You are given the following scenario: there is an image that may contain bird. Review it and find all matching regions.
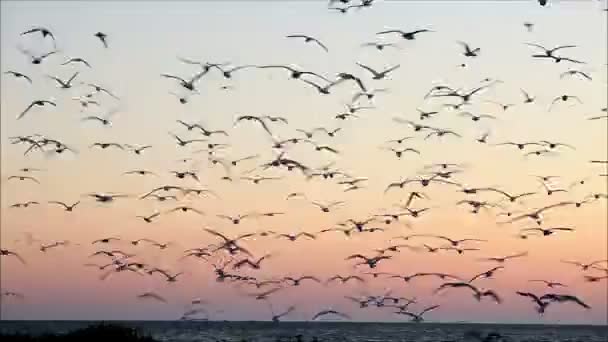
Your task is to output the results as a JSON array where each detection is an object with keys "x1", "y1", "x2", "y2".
[
  {"x1": 94, "y1": 31, "x2": 108, "y2": 47},
  {"x1": 0, "y1": 249, "x2": 26, "y2": 264},
  {"x1": 458, "y1": 41, "x2": 481, "y2": 57},
  {"x1": 326, "y1": 275, "x2": 365, "y2": 285},
  {"x1": 166, "y1": 206, "x2": 204, "y2": 216},
  {"x1": 233, "y1": 254, "x2": 272, "y2": 270},
  {"x1": 469, "y1": 267, "x2": 505, "y2": 283},
  {"x1": 90, "y1": 142, "x2": 124, "y2": 150},
  {"x1": 286, "y1": 34, "x2": 328, "y2": 52},
  {"x1": 48, "y1": 201, "x2": 80, "y2": 212},
  {"x1": 267, "y1": 303, "x2": 296, "y2": 322},
  {"x1": 257, "y1": 65, "x2": 329, "y2": 82},
  {"x1": 48, "y1": 72, "x2": 79, "y2": 89},
  {"x1": 394, "y1": 305, "x2": 440, "y2": 322},
  {"x1": 361, "y1": 42, "x2": 398, "y2": 51},
  {"x1": 149, "y1": 269, "x2": 184, "y2": 282},
  {"x1": 458, "y1": 111, "x2": 497, "y2": 122},
  {"x1": 561, "y1": 260, "x2": 608, "y2": 271},
  {"x1": 17, "y1": 47, "x2": 57, "y2": 65},
  {"x1": 376, "y1": 29, "x2": 433, "y2": 40},
  {"x1": 170, "y1": 133, "x2": 207, "y2": 147},
  {"x1": 529, "y1": 280, "x2": 567, "y2": 288},
  {"x1": 560, "y1": 69, "x2": 592, "y2": 81},
  {"x1": 136, "y1": 292, "x2": 167, "y2": 303},
  {"x1": 136, "y1": 212, "x2": 161, "y2": 223},
  {"x1": 311, "y1": 309, "x2": 351, "y2": 321},
  {"x1": 549, "y1": 94, "x2": 583, "y2": 111},
  {"x1": 282, "y1": 276, "x2": 321, "y2": 287},
  {"x1": 356, "y1": 63, "x2": 400, "y2": 80},
  {"x1": 311, "y1": 200, "x2": 344, "y2": 213},
  {"x1": 17, "y1": 100, "x2": 56, "y2": 120},
  {"x1": 4, "y1": 71, "x2": 32, "y2": 83},
  {"x1": 479, "y1": 252, "x2": 528, "y2": 263},
  {"x1": 346, "y1": 254, "x2": 391, "y2": 268},
  {"x1": 526, "y1": 43, "x2": 583, "y2": 64},
  {"x1": 521, "y1": 226, "x2": 574, "y2": 236},
  {"x1": 276, "y1": 232, "x2": 316, "y2": 242},
  {"x1": 540, "y1": 293, "x2": 591, "y2": 310},
  {"x1": 61, "y1": 57, "x2": 92, "y2": 68},
  {"x1": 7, "y1": 175, "x2": 40, "y2": 184},
  {"x1": 86, "y1": 193, "x2": 129, "y2": 203},
  {"x1": 21, "y1": 26, "x2": 55, "y2": 43},
  {"x1": 234, "y1": 115, "x2": 274, "y2": 136}
]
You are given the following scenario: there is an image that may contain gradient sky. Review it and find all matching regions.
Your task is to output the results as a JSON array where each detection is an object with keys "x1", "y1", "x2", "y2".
[{"x1": 1, "y1": 0, "x2": 607, "y2": 324}]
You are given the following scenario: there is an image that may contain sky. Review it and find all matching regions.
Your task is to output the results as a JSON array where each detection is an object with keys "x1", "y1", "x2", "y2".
[{"x1": 1, "y1": 0, "x2": 607, "y2": 324}]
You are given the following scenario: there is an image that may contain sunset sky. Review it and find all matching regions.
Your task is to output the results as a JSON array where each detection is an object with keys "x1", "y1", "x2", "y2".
[{"x1": 1, "y1": 1, "x2": 607, "y2": 324}]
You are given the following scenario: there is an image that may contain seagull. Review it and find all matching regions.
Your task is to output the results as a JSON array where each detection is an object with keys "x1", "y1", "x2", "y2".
[
  {"x1": 361, "y1": 42, "x2": 398, "y2": 51},
  {"x1": 61, "y1": 57, "x2": 92, "y2": 68},
  {"x1": 458, "y1": 41, "x2": 480, "y2": 57},
  {"x1": 311, "y1": 200, "x2": 344, "y2": 213},
  {"x1": 4, "y1": 71, "x2": 32, "y2": 83},
  {"x1": 346, "y1": 254, "x2": 391, "y2": 268},
  {"x1": 356, "y1": 63, "x2": 400, "y2": 80},
  {"x1": 479, "y1": 252, "x2": 528, "y2": 263},
  {"x1": 469, "y1": 267, "x2": 505, "y2": 283},
  {"x1": 503, "y1": 202, "x2": 574, "y2": 225},
  {"x1": 170, "y1": 133, "x2": 207, "y2": 147},
  {"x1": 48, "y1": 72, "x2": 79, "y2": 89},
  {"x1": 0, "y1": 249, "x2": 26, "y2": 264},
  {"x1": 86, "y1": 83, "x2": 120, "y2": 100},
  {"x1": 48, "y1": 201, "x2": 80, "y2": 212},
  {"x1": 149, "y1": 269, "x2": 184, "y2": 282},
  {"x1": 233, "y1": 254, "x2": 272, "y2": 270},
  {"x1": 276, "y1": 232, "x2": 316, "y2": 242},
  {"x1": 282, "y1": 276, "x2": 321, "y2": 287},
  {"x1": 205, "y1": 229, "x2": 254, "y2": 256},
  {"x1": 86, "y1": 193, "x2": 129, "y2": 203},
  {"x1": 311, "y1": 310, "x2": 351, "y2": 321},
  {"x1": 234, "y1": 115, "x2": 274, "y2": 135},
  {"x1": 166, "y1": 206, "x2": 204, "y2": 216},
  {"x1": 561, "y1": 260, "x2": 607, "y2": 271},
  {"x1": 17, "y1": 47, "x2": 57, "y2": 65},
  {"x1": 540, "y1": 293, "x2": 590, "y2": 310},
  {"x1": 458, "y1": 111, "x2": 496, "y2": 122},
  {"x1": 267, "y1": 303, "x2": 296, "y2": 322},
  {"x1": 7, "y1": 175, "x2": 40, "y2": 184},
  {"x1": 326, "y1": 275, "x2": 365, "y2": 285},
  {"x1": 549, "y1": 94, "x2": 583, "y2": 111},
  {"x1": 376, "y1": 29, "x2": 433, "y2": 40},
  {"x1": 286, "y1": 34, "x2": 328, "y2": 52},
  {"x1": 529, "y1": 280, "x2": 567, "y2": 288},
  {"x1": 136, "y1": 212, "x2": 161, "y2": 223},
  {"x1": 161, "y1": 70, "x2": 207, "y2": 92},
  {"x1": 520, "y1": 89, "x2": 536, "y2": 104},
  {"x1": 521, "y1": 226, "x2": 574, "y2": 236},
  {"x1": 90, "y1": 142, "x2": 124, "y2": 150},
  {"x1": 21, "y1": 26, "x2": 55, "y2": 44},
  {"x1": 394, "y1": 305, "x2": 440, "y2": 322},
  {"x1": 17, "y1": 100, "x2": 56, "y2": 120},
  {"x1": 9, "y1": 201, "x2": 40, "y2": 208},
  {"x1": 94, "y1": 31, "x2": 108, "y2": 48},
  {"x1": 136, "y1": 292, "x2": 167, "y2": 303},
  {"x1": 257, "y1": 65, "x2": 329, "y2": 82},
  {"x1": 526, "y1": 43, "x2": 583, "y2": 64},
  {"x1": 560, "y1": 70, "x2": 592, "y2": 81}
]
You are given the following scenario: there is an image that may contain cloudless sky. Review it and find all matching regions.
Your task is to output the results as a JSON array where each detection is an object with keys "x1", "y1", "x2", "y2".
[{"x1": 1, "y1": 0, "x2": 607, "y2": 323}]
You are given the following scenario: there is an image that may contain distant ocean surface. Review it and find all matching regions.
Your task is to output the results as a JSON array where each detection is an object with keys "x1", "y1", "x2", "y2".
[{"x1": 1, "y1": 321, "x2": 607, "y2": 342}]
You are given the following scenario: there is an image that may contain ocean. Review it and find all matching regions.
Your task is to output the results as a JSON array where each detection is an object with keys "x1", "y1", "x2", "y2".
[{"x1": 0, "y1": 321, "x2": 606, "y2": 341}]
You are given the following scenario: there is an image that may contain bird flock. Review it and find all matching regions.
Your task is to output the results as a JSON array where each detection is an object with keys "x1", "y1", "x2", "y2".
[{"x1": 1, "y1": 0, "x2": 608, "y2": 324}]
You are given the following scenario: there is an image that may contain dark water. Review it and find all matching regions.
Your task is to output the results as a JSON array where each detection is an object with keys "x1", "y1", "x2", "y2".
[{"x1": 0, "y1": 321, "x2": 607, "y2": 341}]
